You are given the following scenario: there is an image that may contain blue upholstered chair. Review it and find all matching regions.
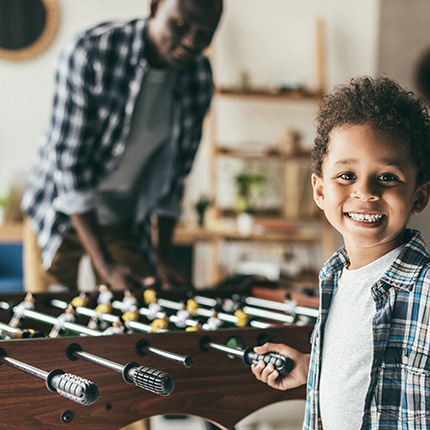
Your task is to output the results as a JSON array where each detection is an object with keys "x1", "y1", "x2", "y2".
[{"x1": 0, "y1": 242, "x2": 24, "y2": 292}]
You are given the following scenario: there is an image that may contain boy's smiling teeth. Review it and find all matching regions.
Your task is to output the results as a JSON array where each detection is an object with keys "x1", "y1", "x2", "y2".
[{"x1": 347, "y1": 212, "x2": 385, "y2": 223}]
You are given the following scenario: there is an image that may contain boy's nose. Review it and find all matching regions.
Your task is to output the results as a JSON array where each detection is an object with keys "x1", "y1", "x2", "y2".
[{"x1": 351, "y1": 181, "x2": 380, "y2": 201}]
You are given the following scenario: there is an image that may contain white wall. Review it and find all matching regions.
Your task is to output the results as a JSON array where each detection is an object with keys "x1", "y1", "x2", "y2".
[
  {"x1": 0, "y1": 0, "x2": 379, "y2": 202},
  {"x1": 0, "y1": 0, "x2": 150, "y2": 198},
  {"x1": 0, "y1": 0, "x2": 387, "y2": 284}
]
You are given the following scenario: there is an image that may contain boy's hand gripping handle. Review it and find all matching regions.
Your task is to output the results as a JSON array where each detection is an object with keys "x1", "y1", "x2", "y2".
[{"x1": 243, "y1": 347, "x2": 294, "y2": 377}]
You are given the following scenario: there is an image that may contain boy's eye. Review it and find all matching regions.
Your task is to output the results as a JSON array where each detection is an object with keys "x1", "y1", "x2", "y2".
[
  {"x1": 338, "y1": 172, "x2": 356, "y2": 181},
  {"x1": 377, "y1": 173, "x2": 399, "y2": 182}
]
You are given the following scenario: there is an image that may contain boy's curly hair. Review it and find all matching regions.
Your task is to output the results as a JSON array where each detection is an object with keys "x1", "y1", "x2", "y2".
[{"x1": 311, "y1": 76, "x2": 430, "y2": 185}]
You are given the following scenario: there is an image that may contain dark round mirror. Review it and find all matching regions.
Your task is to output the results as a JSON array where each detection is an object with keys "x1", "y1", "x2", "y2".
[{"x1": 0, "y1": 0, "x2": 59, "y2": 61}]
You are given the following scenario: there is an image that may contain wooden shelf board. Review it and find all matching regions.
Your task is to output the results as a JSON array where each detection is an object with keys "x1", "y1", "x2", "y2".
[
  {"x1": 174, "y1": 223, "x2": 322, "y2": 245},
  {"x1": 215, "y1": 146, "x2": 311, "y2": 160},
  {"x1": 216, "y1": 86, "x2": 323, "y2": 100}
]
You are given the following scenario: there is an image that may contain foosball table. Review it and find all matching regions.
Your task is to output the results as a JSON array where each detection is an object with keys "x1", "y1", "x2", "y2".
[{"x1": 0, "y1": 283, "x2": 317, "y2": 429}]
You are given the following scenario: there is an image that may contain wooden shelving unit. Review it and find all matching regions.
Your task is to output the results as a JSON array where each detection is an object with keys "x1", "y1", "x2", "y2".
[{"x1": 189, "y1": 18, "x2": 337, "y2": 286}]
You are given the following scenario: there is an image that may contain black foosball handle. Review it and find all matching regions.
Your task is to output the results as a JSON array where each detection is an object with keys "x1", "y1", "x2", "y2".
[
  {"x1": 243, "y1": 347, "x2": 294, "y2": 377},
  {"x1": 67, "y1": 343, "x2": 175, "y2": 396},
  {"x1": 125, "y1": 363, "x2": 175, "y2": 396}
]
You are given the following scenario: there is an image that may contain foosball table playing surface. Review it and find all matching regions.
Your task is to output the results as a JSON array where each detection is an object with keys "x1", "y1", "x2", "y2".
[{"x1": 0, "y1": 283, "x2": 317, "y2": 429}]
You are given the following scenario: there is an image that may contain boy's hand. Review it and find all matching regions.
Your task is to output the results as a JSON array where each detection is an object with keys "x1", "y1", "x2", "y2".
[{"x1": 250, "y1": 342, "x2": 310, "y2": 391}]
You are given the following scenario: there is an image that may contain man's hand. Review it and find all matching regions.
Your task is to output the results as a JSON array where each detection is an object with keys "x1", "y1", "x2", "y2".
[
  {"x1": 100, "y1": 261, "x2": 151, "y2": 291},
  {"x1": 250, "y1": 342, "x2": 310, "y2": 391},
  {"x1": 156, "y1": 254, "x2": 191, "y2": 290},
  {"x1": 70, "y1": 212, "x2": 151, "y2": 291}
]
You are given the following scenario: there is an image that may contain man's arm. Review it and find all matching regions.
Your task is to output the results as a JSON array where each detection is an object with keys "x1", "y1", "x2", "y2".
[{"x1": 69, "y1": 212, "x2": 147, "y2": 291}]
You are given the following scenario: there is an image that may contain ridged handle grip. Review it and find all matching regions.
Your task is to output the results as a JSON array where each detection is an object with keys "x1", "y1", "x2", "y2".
[
  {"x1": 125, "y1": 363, "x2": 175, "y2": 396},
  {"x1": 47, "y1": 369, "x2": 99, "y2": 405},
  {"x1": 244, "y1": 349, "x2": 294, "y2": 377}
]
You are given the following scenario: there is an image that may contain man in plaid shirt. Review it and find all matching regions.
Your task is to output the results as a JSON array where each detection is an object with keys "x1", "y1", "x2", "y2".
[
  {"x1": 21, "y1": 0, "x2": 223, "y2": 293},
  {"x1": 251, "y1": 76, "x2": 430, "y2": 429}
]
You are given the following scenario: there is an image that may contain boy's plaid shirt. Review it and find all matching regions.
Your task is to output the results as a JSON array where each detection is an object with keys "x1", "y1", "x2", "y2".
[{"x1": 304, "y1": 229, "x2": 430, "y2": 429}]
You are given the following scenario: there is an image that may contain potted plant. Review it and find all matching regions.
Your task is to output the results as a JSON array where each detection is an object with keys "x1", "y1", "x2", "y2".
[
  {"x1": 0, "y1": 192, "x2": 13, "y2": 225},
  {"x1": 234, "y1": 168, "x2": 266, "y2": 234}
]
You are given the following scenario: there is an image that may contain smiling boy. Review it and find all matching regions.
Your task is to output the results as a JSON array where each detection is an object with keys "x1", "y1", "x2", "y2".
[{"x1": 251, "y1": 76, "x2": 430, "y2": 429}]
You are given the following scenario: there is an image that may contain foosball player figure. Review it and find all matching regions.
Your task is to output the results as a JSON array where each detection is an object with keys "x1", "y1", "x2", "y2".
[
  {"x1": 185, "y1": 322, "x2": 203, "y2": 332},
  {"x1": 221, "y1": 297, "x2": 237, "y2": 314},
  {"x1": 1, "y1": 327, "x2": 46, "y2": 339},
  {"x1": 70, "y1": 292, "x2": 90, "y2": 308},
  {"x1": 175, "y1": 301, "x2": 191, "y2": 328},
  {"x1": 87, "y1": 284, "x2": 114, "y2": 330},
  {"x1": 49, "y1": 303, "x2": 76, "y2": 338},
  {"x1": 144, "y1": 290, "x2": 163, "y2": 321},
  {"x1": 102, "y1": 316, "x2": 130, "y2": 336},
  {"x1": 96, "y1": 284, "x2": 114, "y2": 308},
  {"x1": 186, "y1": 297, "x2": 199, "y2": 317},
  {"x1": 121, "y1": 306, "x2": 140, "y2": 326},
  {"x1": 118, "y1": 287, "x2": 139, "y2": 313},
  {"x1": 283, "y1": 293, "x2": 298, "y2": 318},
  {"x1": 9, "y1": 292, "x2": 35, "y2": 328},
  {"x1": 143, "y1": 288, "x2": 157, "y2": 306},
  {"x1": 150, "y1": 314, "x2": 169, "y2": 333},
  {"x1": 234, "y1": 308, "x2": 249, "y2": 328},
  {"x1": 203, "y1": 309, "x2": 223, "y2": 331}
]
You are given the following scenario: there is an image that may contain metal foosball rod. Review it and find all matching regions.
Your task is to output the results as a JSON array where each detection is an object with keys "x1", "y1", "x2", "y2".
[
  {"x1": 66, "y1": 343, "x2": 175, "y2": 396},
  {"x1": 98, "y1": 318, "x2": 194, "y2": 368},
  {"x1": 243, "y1": 296, "x2": 319, "y2": 319},
  {"x1": 156, "y1": 297, "x2": 276, "y2": 328},
  {"x1": 191, "y1": 294, "x2": 319, "y2": 323},
  {"x1": 200, "y1": 336, "x2": 294, "y2": 378},
  {"x1": 52, "y1": 298, "x2": 140, "y2": 328},
  {"x1": 136, "y1": 339, "x2": 193, "y2": 368},
  {"x1": 0, "y1": 347, "x2": 99, "y2": 405},
  {"x1": 51, "y1": 299, "x2": 119, "y2": 326},
  {"x1": 0, "y1": 321, "x2": 24, "y2": 337},
  {"x1": 53, "y1": 291, "x2": 272, "y2": 331},
  {"x1": 192, "y1": 295, "x2": 298, "y2": 324},
  {"x1": 0, "y1": 321, "x2": 45, "y2": 339},
  {"x1": 19, "y1": 308, "x2": 103, "y2": 337},
  {"x1": 50, "y1": 299, "x2": 194, "y2": 366}
]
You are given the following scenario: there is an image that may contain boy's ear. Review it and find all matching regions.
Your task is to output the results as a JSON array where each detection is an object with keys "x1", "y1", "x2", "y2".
[
  {"x1": 412, "y1": 182, "x2": 430, "y2": 215},
  {"x1": 312, "y1": 173, "x2": 324, "y2": 210}
]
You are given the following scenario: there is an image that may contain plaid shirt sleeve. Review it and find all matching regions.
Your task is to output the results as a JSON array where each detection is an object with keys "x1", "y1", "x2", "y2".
[
  {"x1": 53, "y1": 40, "x2": 94, "y2": 192},
  {"x1": 21, "y1": 20, "x2": 146, "y2": 267}
]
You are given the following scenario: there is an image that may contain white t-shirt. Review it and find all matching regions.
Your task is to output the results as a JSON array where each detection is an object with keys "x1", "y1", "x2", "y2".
[
  {"x1": 319, "y1": 246, "x2": 403, "y2": 429},
  {"x1": 96, "y1": 67, "x2": 174, "y2": 224}
]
